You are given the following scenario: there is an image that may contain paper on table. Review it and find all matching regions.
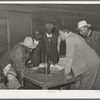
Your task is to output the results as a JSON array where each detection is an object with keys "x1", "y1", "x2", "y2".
[
  {"x1": 29, "y1": 66, "x2": 39, "y2": 70},
  {"x1": 39, "y1": 63, "x2": 47, "y2": 68},
  {"x1": 50, "y1": 64, "x2": 64, "y2": 71},
  {"x1": 58, "y1": 58, "x2": 66, "y2": 68}
]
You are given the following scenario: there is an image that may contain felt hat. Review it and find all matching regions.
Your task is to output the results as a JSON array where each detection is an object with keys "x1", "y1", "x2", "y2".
[
  {"x1": 45, "y1": 23, "x2": 54, "y2": 29},
  {"x1": 76, "y1": 20, "x2": 91, "y2": 30},
  {"x1": 20, "y1": 37, "x2": 37, "y2": 49}
]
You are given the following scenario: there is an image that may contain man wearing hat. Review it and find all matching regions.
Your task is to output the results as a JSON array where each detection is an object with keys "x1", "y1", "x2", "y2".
[
  {"x1": 43, "y1": 23, "x2": 59, "y2": 64},
  {"x1": 0, "y1": 37, "x2": 37, "y2": 88},
  {"x1": 77, "y1": 20, "x2": 100, "y2": 57},
  {"x1": 77, "y1": 20, "x2": 100, "y2": 89},
  {"x1": 58, "y1": 26, "x2": 100, "y2": 89}
]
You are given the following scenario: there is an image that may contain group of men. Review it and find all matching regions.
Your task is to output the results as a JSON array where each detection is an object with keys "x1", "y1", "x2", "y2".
[{"x1": 0, "y1": 20, "x2": 100, "y2": 89}]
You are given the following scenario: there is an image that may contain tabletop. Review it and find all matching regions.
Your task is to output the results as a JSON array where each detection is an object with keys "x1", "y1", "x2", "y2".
[{"x1": 24, "y1": 71, "x2": 82, "y2": 89}]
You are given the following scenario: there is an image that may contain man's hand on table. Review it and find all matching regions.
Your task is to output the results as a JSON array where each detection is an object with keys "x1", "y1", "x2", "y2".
[
  {"x1": 27, "y1": 63, "x2": 34, "y2": 68},
  {"x1": 20, "y1": 71, "x2": 25, "y2": 87},
  {"x1": 25, "y1": 67, "x2": 38, "y2": 74},
  {"x1": 65, "y1": 74, "x2": 73, "y2": 80}
]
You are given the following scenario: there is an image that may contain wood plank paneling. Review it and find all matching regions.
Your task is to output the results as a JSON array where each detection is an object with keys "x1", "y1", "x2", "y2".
[
  {"x1": 0, "y1": 4, "x2": 99, "y2": 57},
  {"x1": 9, "y1": 13, "x2": 32, "y2": 48},
  {"x1": 0, "y1": 13, "x2": 7, "y2": 57},
  {"x1": 32, "y1": 14, "x2": 61, "y2": 33}
]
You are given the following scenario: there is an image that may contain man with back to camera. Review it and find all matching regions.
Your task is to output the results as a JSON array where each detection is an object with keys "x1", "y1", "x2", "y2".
[{"x1": 58, "y1": 26, "x2": 100, "y2": 89}]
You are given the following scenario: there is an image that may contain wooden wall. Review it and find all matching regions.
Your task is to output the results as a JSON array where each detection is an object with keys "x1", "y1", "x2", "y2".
[
  {"x1": 31, "y1": 4, "x2": 100, "y2": 33},
  {"x1": 0, "y1": 13, "x2": 7, "y2": 56},
  {"x1": 9, "y1": 13, "x2": 32, "y2": 48},
  {"x1": 0, "y1": 4, "x2": 99, "y2": 56}
]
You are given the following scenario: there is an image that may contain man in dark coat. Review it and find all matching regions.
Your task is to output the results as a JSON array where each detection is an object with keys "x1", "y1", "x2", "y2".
[
  {"x1": 77, "y1": 20, "x2": 100, "y2": 57},
  {"x1": 0, "y1": 37, "x2": 37, "y2": 87},
  {"x1": 77, "y1": 20, "x2": 100, "y2": 89},
  {"x1": 43, "y1": 23, "x2": 59, "y2": 64},
  {"x1": 26, "y1": 31, "x2": 46, "y2": 67}
]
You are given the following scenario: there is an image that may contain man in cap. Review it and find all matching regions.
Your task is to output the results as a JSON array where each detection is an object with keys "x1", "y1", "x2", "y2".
[
  {"x1": 58, "y1": 26, "x2": 100, "y2": 89},
  {"x1": 43, "y1": 23, "x2": 59, "y2": 64},
  {"x1": 77, "y1": 20, "x2": 100, "y2": 57},
  {"x1": 6, "y1": 67, "x2": 21, "y2": 89},
  {"x1": 0, "y1": 37, "x2": 37, "y2": 88}
]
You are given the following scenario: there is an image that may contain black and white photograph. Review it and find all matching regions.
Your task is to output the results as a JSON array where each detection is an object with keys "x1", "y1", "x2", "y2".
[{"x1": 0, "y1": 2, "x2": 100, "y2": 95}]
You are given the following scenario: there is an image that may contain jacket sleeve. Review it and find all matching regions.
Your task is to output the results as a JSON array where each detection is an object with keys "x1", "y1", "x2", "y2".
[
  {"x1": 57, "y1": 36, "x2": 61, "y2": 53},
  {"x1": 65, "y1": 38, "x2": 74, "y2": 74},
  {"x1": 9, "y1": 47, "x2": 26, "y2": 73},
  {"x1": 40, "y1": 38, "x2": 48, "y2": 56},
  {"x1": 95, "y1": 32, "x2": 100, "y2": 45}
]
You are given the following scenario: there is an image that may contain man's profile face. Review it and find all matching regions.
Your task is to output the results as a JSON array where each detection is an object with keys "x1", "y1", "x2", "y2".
[
  {"x1": 46, "y1": 28, "x2": 53, "y2": 34},
  {"x1": 59, "y1": 30, "x2": 66, "y2": 41},
  {"x1": 34, "y1": 31, "x2": 40, "y2": 40},
  {"x1": 34, "y1": 31, "x2": 42, "y2": 41},
  {"x1": 25, "y1": 47, "x2": 32, "y2": 54},
  {"x1": 79, "y1": 26, "x2": 88, "y2": 36}
]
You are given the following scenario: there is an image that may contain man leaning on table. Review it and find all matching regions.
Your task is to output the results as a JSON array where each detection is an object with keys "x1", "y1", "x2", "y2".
[
  {"x1": 58, "y1": 26, "x2": 100, "y2": 89},
  {"x1": 0, "y1": 37, "x2": 37, "y2": 88}
]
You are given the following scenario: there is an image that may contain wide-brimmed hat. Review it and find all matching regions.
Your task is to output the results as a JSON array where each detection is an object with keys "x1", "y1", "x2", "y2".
[
  {"x1": 20, "y1": 37, "x2": 37, "y2": 49},
  {"x1": 76, "y1": 20, "x2": 91, "y2": 30},
  {"x1": 45, "y1": 23, "x2": 54, "y2": 29}
]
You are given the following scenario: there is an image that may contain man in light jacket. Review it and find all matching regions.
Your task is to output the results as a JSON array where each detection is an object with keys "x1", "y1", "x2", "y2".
[{"x1": 58, "y1": 26, "x2": 100, "y2": 89}]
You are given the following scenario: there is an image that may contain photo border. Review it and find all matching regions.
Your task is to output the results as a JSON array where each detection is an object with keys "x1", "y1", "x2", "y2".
[{"x1": 0, "y1": 1, "x2": 100, "y2": 99}]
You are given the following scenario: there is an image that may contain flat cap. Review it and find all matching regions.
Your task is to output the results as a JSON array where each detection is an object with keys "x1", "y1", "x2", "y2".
[{"x1": 45, "y1": 23, "x2": 54, "y2": 29}]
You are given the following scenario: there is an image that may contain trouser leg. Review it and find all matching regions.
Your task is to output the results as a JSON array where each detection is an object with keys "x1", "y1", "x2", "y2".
[
  {"x1": 79, "y1": 67, "x2": 99, "y2": 90},
  {"x1": 93, "y1": 66, "x2": 100, "y2": 90},
  {"x1": 70, "y1": 81, "x2": 81, "y2": 90}
]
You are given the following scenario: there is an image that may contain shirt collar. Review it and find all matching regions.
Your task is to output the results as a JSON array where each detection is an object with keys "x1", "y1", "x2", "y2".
[
  {"x1": 65, "y1": 31, "x2": 72, "y2": 39},
  {"x1": 46, "y1": 32, "x2": 52, "y2": 37},
  {"x1": 87, "y1": 30, "x2": 91, "y2": 37},
  {"x1": 34, "y1": 39, "x2": 39, "y2": 45}
]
